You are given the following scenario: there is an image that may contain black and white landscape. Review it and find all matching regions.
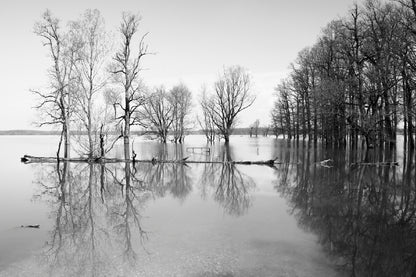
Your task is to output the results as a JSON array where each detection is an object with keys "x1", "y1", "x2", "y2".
[{"x1": 1, "y1": 0, "x2": 416, "y2": 276}]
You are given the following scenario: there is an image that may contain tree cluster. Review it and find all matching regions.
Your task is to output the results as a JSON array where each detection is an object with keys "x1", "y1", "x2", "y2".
[
  {"x1": 33, "y1": 9, "x2": 193, "y2": 160},
  {"x1": 271, "y1": 0, "x2": 416, "y2": 149},
  {"x1": 137, "y1": 84, "x2": 193, "y2": 143}
]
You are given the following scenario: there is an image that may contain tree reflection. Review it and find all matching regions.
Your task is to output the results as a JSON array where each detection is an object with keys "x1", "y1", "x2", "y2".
[
  {"x1": 35, "y1": 162, "x2": 117, "y2": 276},
  {"x1": 275, "y1": 145, "x2": 416, "y2": 277},
  {"x1": 105, "y1": 161, "x2": 151, "y2": 263},
  {"x1": 32, "y1": 143, "x2": 260, "y2": 275},
  {"x1": 33, "y1": 156, "x2": 194, "y2": 276},
  {"x1": 33, "y1": 163, "x2": 136, "y2": 276},
  {"x1": 199, "y1": 145, "x2": 255, "y2": 216},
  {"x1": 132, "y1": 144, "x2": 193, "y2": 200}
]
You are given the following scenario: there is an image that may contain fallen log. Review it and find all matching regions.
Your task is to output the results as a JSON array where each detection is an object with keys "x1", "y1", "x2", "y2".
[
  {"x1": 21, "y1": 225, "x2": 40, "y2": 229},
  {"x1": 350, "y1": 161, "x2": 399, "y2": 166},
  {"x1": 21, "y1": 155, "x2": 94, "y2": 163},
  {"x1": 21, "y1": 155, "x2": 287, "y2": 167}
]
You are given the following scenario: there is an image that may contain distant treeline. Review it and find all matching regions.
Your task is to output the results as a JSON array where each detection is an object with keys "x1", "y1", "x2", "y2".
[{"x1": 0, "y1": 128, "x2": 271, "y2": 137}]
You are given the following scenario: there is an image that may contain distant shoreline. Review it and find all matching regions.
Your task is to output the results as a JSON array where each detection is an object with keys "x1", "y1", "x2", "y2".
[
  {"x1": 0, "y1": 130, "x2": 61, "y2": 135},
  {"x1": 0, "y1": 128, "x2": 405, "y2": 136}
]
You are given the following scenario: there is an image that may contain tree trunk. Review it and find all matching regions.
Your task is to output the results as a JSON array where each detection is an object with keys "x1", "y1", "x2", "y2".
[
  {"x1": 224, "y1": 132, "x2": 230, "y2": 144},
  {"x1": 100, "y1": 125, "x2": 105, "y2": 158},
  {"x1": 64, "y1": 126, "x2": 70, "y2": 159},
  {"x1": 124, "y1": 95, "x2": 131, "y2": 161},
  {"x1": 87, "y1": 95, "x2": 94, "y2": 158}
]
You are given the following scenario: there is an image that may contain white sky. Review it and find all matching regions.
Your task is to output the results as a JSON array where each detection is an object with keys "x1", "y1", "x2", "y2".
[{"x1": 0, "y1": 0, "x2": 360, "y2": 130}]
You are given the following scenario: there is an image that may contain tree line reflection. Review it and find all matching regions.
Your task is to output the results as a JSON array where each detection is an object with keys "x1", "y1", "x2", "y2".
[
  {"x1": 274, "y1": 143, "x2": 416, "y2": 277},
  {"x1": 33, "y1": 141, "x2": 416, "y2": 276},
  {"x1": 32, "y1": 145, "x2": 254, "y2": 275}
]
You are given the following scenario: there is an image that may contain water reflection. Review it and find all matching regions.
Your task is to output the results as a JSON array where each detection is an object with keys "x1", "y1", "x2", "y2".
[
  {"x1": 199, "y1": 145, "x2": 255, "y2": 216},
  {"x1": 132, "y1": 145, "x2": 193, "y2": 201},
  {"x1": 35, "y1": 161, "x2": 151, "y2": 276},
  {"x1": 32, "y1": 144, "x2": 257, "y2": 275},
  {"x1": 275, "y1": 144, "x2": 416, "y2": 277}
]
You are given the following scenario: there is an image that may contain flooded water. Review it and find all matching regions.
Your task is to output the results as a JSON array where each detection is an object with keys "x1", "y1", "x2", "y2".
[{"x1": 0, "y1": 135, "x2": 414, "y2": 276}]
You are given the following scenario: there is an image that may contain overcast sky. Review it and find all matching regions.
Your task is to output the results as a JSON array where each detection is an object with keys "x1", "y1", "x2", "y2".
[{"x1": 0, "y1": 0, "x2": 361, "y2": 130}]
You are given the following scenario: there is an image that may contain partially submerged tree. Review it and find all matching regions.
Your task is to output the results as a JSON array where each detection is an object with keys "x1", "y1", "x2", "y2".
[
  {"x1": 271, "y1": 80, "x2": 293, "y2": 139},
  {"x1": 33, "y1": 10, "x2": 80, "y2": 159},
  {"x1": 199, "y1": 85, "x2": 216, "y2": 143},
  {"x1": 110, "y1": 12, "x2": 150, "y2": 160},
  {"x1": 137, "y1": 86, "x2": 173, "y2": 143},
  {"x1": 250, "y1": 119, "x2": 260, "y2": 137},
  {"x1": 209, "y1": 66, "x2": 255, "y2": 143},
  {"x1": 168, "y1": 83, "x2": 192, "y2": 143},
  {"x1": 70, "y1": 9, "x2": 109, "y2": 158}
]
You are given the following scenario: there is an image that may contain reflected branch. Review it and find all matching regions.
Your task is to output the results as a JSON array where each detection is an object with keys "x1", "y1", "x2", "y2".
[{"x1": 199, "y1": 145, "x2": 255, "y2": 216}]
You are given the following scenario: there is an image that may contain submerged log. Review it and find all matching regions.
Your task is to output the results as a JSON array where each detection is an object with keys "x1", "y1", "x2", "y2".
[
  {"x1": 21, "y1": 225, "x2": 40, "y2": 229},
  {"x1": 350, "y1": 161, "x2": 399, "y2": 166},
  {"x1": 21, "y1": 155, "x2": 96, "y2": 164},
  {"x1": 21, "y1": 155, "x2": 285, "y2": 167}
]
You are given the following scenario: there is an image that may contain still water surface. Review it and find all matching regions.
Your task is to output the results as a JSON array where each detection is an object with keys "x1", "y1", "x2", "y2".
[{"x1": 0, "y1": 135, "x2": 413, "y2": 276}]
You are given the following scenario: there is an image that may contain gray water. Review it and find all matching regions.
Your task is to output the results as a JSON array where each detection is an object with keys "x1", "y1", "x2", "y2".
[{"x1": 0, "y1": 135, "x2": 413, "y2": 277}]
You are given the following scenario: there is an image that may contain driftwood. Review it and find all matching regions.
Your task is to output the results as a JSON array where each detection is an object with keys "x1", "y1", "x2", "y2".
[
  {"x1": 350, "y1": 161, "x2": 399, "y2": 166},
  {"x1": 21, "y1": 155, "x2": 284, "y2": 167},
  {"x1": 21, "y1": 225, "x2": 40, "y2": 229},
  {"x1": 21, "y1": 155, "x2": 124, "y2": 164},
  {"x1": 318, "y1": 159, "x2": 334, "y2": 168}
]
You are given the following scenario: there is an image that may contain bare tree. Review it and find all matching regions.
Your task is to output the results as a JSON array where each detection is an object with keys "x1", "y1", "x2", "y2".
[
  {"x1": 110, "y1": 12, "x2": 150, "y2": 160},
  {"x1": 168, "y1": 83, "x2": 192, "y2": 143},
  {"x1": 262, "y1": 125, "x2": 270, "y2": 137},
  {"x1": 271, "y1": 80, "x2": 293, "y2": 140},
  {"x1": 97, "y1": 89, "x2": 126, "y2": 157},
  {"x1": 198, "y1": 85, "x2": 216, "y2": 143},
  {"x1": 70, "y1": 9, "x2": 109, "y2": 159},
  {"x1": 33, "y1": 10, "x2": 80, "y2": 159},
  {"x1": 137, "y1": 86, "x2": 173, "y2": 143},
  {"x1": 210, "y1": 66, "x2": 255, "y2": 143},
  {"x1": 250, "y1": 119, "x2": 260, "y2": 137}
]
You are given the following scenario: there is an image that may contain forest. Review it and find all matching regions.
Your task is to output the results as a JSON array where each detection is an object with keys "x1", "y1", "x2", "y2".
[{"x1": 271, "y1": 0, "x2": 416, "y2": 150}]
